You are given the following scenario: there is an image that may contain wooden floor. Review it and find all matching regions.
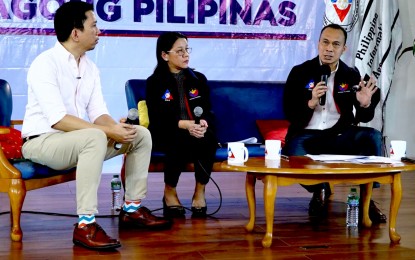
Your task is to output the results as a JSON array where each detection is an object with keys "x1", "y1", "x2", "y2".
[{"x1": 1, "y1": 171, "x2": 415, "y2": 259}]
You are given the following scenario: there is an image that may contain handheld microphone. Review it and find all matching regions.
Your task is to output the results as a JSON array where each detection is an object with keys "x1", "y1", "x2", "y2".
[
  {"x1": 352, "y1": 74, "x2": 371, "y2": 92},
  {"x1": 193, "y1": 106, "x2": 203, "y2": 124},
  {"x1": 319, "y1": 64, "x2": 331, "y2": 106},
  {"x1": 114, "y1": 108, "x2": 139, "y2": 150},
  {"x1": 126, "y1": 108, "x2": 139, "y2": 125},
  {"x1": 352, "y1": 85, "x2": 361, "y2": 92}
]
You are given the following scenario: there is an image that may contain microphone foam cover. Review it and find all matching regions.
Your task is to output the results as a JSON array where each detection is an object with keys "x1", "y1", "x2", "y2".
[
  {"x1": 127, "y1": 108, "x2": 138, "y2": 121},
  {"x1": 194, "y1": 106, "x2": 203, "y2": 117}
]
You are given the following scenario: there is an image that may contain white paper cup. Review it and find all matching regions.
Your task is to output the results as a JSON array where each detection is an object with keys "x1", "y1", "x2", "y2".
[
  {"x1": 265, "y1": 140, "x2": 281, "y2": 160},
  {"x1": 265, "y1": 158, "x2": 280, "y2": 168},
  {"x1": 390, "y1": 140, "x2": 406, "y2": 160},
  {"x1": 228, "y1": 142, "x2": 249, "y2": 165}
]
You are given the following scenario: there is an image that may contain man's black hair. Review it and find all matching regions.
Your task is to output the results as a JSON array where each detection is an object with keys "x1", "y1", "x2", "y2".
[{"x1": 54, "y1": 1, "x2": 94, "y2": 42}]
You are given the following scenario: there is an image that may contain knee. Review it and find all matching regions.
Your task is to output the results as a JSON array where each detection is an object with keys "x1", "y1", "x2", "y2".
[
  {"x1": 372, "y1": 129, "x2": 382, "y2": 142},
  {"x1": 134, "y1": 126, "x2": 152, "y2": 148},
  {"x1": 80, "y1": 128, "x2": 108, "y2": 150},
  {"x1": 360, "y1": 128, "x2": 382, "y2": 155},
  {"x1": 366, "y1": 128, "x2": 382, "y2": 143}
]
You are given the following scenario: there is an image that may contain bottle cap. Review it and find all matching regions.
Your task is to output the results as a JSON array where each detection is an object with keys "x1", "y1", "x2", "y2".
[
  {"x1": 351, "y1": 187, "x2": 357, "y2": 192},
  {"x1": 113, "y1": 174, "x2": 119, "y2": 178}
]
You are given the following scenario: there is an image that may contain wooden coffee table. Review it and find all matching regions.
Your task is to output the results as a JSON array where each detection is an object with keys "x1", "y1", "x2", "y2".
[{"x1": 221, "y1": 156, "x2": 415, "y2": 247}]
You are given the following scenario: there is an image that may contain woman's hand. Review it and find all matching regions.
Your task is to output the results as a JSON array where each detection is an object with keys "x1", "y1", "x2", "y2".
[{"x1": 180, "y1": 119, "x2": 208, "y2": 138}]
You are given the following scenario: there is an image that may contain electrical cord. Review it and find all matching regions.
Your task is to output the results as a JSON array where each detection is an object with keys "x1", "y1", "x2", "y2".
[
  {"x1": 0, "y1": 160, "x2": 223, "y2": 218},
  {"x1": 196, "y1": 159, "x2": 222, "y2": 216},
  {"x1": 0, "y1": 210, "x2": 116, "y2": 218},
  {"x1": 139, "y1": 159, "x2": 223, "y2": 217}
]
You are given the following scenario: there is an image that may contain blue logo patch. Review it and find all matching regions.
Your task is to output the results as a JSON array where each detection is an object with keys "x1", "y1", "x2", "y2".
[
  {"x1": 162, "y1": 89, "x2": 173, "y2": 101},
  {"x1": 305, "y1": 80, "x2": 315, "y2": 90}
]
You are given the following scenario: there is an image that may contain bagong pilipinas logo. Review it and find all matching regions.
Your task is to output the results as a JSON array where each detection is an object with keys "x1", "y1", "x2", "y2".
[
  {"x1": 189, "y1": 88, "x2": 199, "y2": 98},
  {"x1": 338, "y1": 83, "x2": 349, "y2": 92},
  {"x1": 323, "y1": 0, "x2": 359, "y2": 32},
  {"x1": 162, "y1": 89, "x2": 173, "y2": 101}
]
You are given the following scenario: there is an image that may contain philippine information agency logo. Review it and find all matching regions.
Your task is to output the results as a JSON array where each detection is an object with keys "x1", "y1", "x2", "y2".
[
  {"x1": 323, "y1": 0, "x2": 359, "y2": 32},
  {"x1": 332, "y1": 0, "x2": 352, "y2": 22}
]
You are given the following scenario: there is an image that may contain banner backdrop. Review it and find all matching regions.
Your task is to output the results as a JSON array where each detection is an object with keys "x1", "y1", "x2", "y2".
[
  {"x1": 354, "y1": 0, "x2": 402, "y2": 133},
  {"x1": 323, "y1": 0, "x2": 402, "y2": 132},
  {"x1": 0, "y1": 0, "x2": 327, "y2": 120}
]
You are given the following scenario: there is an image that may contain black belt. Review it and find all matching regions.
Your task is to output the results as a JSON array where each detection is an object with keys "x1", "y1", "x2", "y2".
[{"x1": 22, "y1": 135, "x2": 40, "y2": 144}]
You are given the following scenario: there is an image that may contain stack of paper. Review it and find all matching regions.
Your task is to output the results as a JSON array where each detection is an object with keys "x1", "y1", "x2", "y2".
[{"x1": 305, "y1": 154, "x2": 402, "y2": 164}]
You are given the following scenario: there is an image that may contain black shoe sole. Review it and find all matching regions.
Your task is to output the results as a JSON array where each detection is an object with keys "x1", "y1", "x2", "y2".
[
  {"x1": 163, "y1": 197, "x2": 186, "y2": 218},
  {"x1": 118, "y1": 219, "x2": 173, "y2": 230},
  {"x1": 308, "y1": 196, "x2": 328, "y2": 217},
  {"x1": 360, "y1": 200, "x2": 387, "y2": 224},
  {"x1": 369, "y1": 214, "x2": 387, "y2": 224},
  {"x1": 163, "y1": 208, "x2": 186, "y2": 218},
  {"x1": 73, "y1": 239, "x2": 121, "y2": 250},
  {"x1": 191, "y1": 206, "x2": 207, "y2": 218}
]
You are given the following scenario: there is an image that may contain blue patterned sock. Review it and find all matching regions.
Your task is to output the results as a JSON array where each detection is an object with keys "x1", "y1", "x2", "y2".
[
  {"x1": 123, "y1": 200, "x2": 141, "y2": 212},
  {"x1": 78, "y1": 215, "x2": 95, "y2": 228}
]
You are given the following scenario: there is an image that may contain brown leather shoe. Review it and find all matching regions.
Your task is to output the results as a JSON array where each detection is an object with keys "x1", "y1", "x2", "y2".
[
  {"x1": 73, "y1": 222, "x2": 121, "y2": 250},
  {"x1": 119, "y1": 206, "x2": 173, "y2": 230}
]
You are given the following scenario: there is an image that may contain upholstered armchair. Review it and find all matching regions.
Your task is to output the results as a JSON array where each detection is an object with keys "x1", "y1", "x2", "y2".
[{"x1": 0, "y1": 79, "x2": 76, "y2": 242}]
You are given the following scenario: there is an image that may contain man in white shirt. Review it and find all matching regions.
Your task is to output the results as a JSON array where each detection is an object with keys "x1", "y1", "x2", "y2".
[{"x1": 21, "y1": 2, "x2": 171, "y2": 250}]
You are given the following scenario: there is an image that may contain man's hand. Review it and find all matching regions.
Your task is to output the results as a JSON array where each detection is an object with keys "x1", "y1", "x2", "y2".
[
  {"x1": 308, "y1": 81, "x2": 327, "y2": 109},
  {"x1": 111, "y1": 123, "x2": 137, "y2": 143},
  {"x1": 356, "y1": 75, "x2": 378, "y2": 108}
]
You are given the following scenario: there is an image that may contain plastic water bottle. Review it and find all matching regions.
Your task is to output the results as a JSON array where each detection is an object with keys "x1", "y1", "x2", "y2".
[
  {"x1": 111, "y1": 175, "x2": 122, "y2": 211},
  {"x1": 346, "y1": 187, "x2": 359, "y2": 227}
]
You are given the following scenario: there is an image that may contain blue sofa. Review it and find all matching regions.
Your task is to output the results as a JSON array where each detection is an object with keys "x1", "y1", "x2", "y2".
[{"x1": 125, "y1": 79, "x2": 288, "y2": 171}]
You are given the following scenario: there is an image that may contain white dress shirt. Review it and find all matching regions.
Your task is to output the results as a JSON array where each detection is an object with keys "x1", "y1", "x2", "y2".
[
  {"x1": 22, "y1": 42, "x2": 109, "y2": 137},
  {"x1": 305, "y1": 62, "x2": 341, "y2": 130}
]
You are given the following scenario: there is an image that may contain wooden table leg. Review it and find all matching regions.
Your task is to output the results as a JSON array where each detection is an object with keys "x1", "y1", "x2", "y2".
[
  {"x1": 389, "y1": 173, "x2": 402, "y2": 243},
  {"x1": 361, "y1": 183, "x2": 372, "y2": 228},
  {"x1": 245, "y1": 173, "x2": 256, "y2": 232},
  {"x1": 262, "y1": 175, "x2": 278, "y2": 248}
]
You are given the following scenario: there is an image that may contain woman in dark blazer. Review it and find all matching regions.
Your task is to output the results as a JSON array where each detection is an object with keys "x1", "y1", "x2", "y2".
[{"x1": 146, "y1": 32, "x2": 218, "y2": 218}]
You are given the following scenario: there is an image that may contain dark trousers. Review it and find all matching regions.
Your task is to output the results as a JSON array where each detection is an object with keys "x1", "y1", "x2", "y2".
[
  {"x1": 283, "y1": 125, "x2": 383, "y2": 193},
  {"x1": 158, "y1": 129, "x2": 217, "y2": 187}
]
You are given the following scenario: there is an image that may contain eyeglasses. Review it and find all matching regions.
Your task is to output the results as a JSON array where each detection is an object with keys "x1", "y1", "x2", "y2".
[
  {"x1": 320, "y1": 39, "x2": 343, "y2": 49},
  {"x1": 166, "y1": 47, "x2": 192, "y2": 56}
]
